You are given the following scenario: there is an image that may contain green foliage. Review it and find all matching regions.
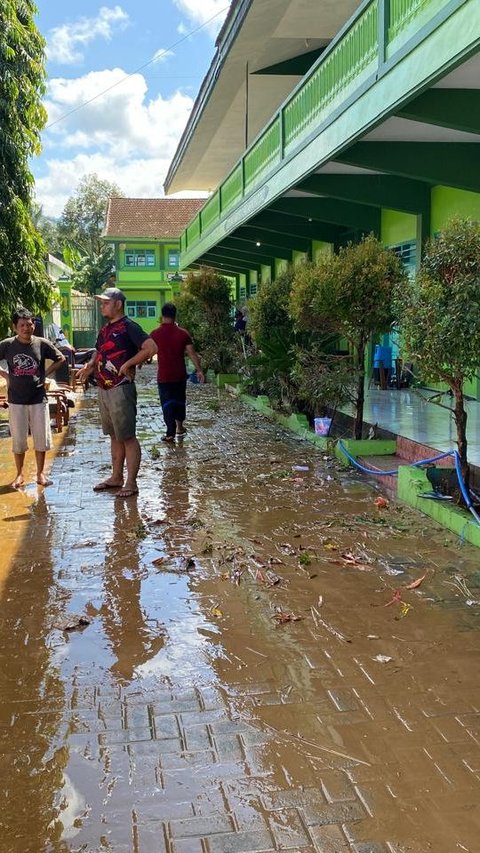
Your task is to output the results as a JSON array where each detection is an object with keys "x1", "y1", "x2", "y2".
[
  {"x1": 0, "y1": 0, "x2": 50, "y2": 334},
  {"x1": 291, "y1": 236, "x2": 406, "y2": 437},
  {"x1": 291, "y1": 346, "x2": 357, "y2": 416},
  {"x1": 248, "y1": 268, "x2": 295, "y2": 345},
  {"x1": 399, "y1": 219, "x2": 480, "y2": 385},
  {"x1": 291, "y1": 236, "x2": 405, "y2": 349},
  {"x1": 398, "y1": 218, "x2": 480, "y2": 476},
  {"x1": 175, "y1": 268, "x2": 235, "y2": 373},
  {"x1": 244, "y1": 268, "x2": 304, "y2": 409},
  {"x1": 58, "y1": 174, "x2": 124, "y2": 256},
  {"x1": 70, "y1": 245, "x2": 115, "y2": 295}
]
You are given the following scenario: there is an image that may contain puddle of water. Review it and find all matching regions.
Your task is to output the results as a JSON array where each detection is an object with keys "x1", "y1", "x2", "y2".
[{"x1": 1, "y1": 373, "x2": 480, "y2": 851}]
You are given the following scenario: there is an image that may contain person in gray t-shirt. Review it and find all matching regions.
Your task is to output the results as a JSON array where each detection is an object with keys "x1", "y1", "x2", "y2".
[{"x1": 0, "y1": 308, "x2": 65, "y2": 488}]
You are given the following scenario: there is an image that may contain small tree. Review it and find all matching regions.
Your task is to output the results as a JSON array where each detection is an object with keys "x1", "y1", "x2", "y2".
[
  {"x1": 246, "y1": 268, "x2": 301, "y2": 407},
  {"x1": 398, "y1": 218, "x2": 480, "y2": 485},
  {"x1": 291, "y1": 236, "x2": 406, "y2": 438},
  {"x1": 175, "y1": 267, "x2": 235, "y2": 374}
]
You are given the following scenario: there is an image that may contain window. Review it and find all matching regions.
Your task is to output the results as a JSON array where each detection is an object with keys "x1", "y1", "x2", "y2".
[
  {"x1": 126, "y1": 301, "x2": 157, "y2": 319},
  {"x1": 391, "y1": 241, "x2": 417, "y2": 277},
  {"x1": 167, "y1": 249, "x2": 180, "y2": 268},
  {"x1": 124, "y1": 250, "x2": 155, "y2": 267},
  {"x1": 239, "y1": 285, "x2": 247, "y2": 299},
  {"x1": 249, "y1": 282, "x2": 258, "y2": 297}
]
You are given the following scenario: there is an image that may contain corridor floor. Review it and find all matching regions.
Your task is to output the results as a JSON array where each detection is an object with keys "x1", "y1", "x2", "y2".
[{"x1": 1, "y1": 369, "x2": 480, "y2": 853}]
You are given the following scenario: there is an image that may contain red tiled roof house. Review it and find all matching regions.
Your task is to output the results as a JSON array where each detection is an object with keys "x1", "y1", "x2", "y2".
[{"x1": 103, "y1": 197, "x2": 205, "y2": 332}]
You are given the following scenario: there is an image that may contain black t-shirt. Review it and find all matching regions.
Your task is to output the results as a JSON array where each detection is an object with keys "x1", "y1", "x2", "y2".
[
  {"x1": 95, "y1": 316, "x2": 149, "y2": 390},
  {"x1": 0, "y1": 336, "x2": 63, "y2": 404}
]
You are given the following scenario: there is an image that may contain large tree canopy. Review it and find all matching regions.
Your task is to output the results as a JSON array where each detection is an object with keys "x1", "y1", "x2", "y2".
[
  {"x1": 58, "y1": 174, "x2": 124, "y2": 257},
  {"x1": 0, "y1": 0, "x2": 50, "y2": 333}
]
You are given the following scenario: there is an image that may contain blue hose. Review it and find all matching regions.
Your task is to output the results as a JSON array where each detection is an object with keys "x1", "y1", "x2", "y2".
[
  {"x1": 337, "y1": 440, "x2": 399, "y2": 476},
  {"x1": 336, "y1": 440, "x2": 480, "y2": 526}
]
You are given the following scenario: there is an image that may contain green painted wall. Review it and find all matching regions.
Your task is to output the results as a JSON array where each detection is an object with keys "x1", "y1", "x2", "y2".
[
  {"x1": 381, "y1": 209, "x2": 416, "y2": 245},
  {"x1": 239, "y1": 273, "x2": 247, "y2": 300},
  {"x1": 121, "y1": 286, "x2": 171, "y2": 333},
  {"x1": 312, "y1": 240, "x2": 333, "y2": 262},
  {"x1": 275, "y1": 258, "x2": 288, "y2": 277},
  {"x1": 431, "y1": 186, "x2": 480, "y2": 234},
  {"x1": 119, "y1": 271, "x2": 165, "y2": 283},
  {"x1": 292, "y1": 249, "x2": 308, "y2": 266},
  {"x1": 260, "y1": 263, "x2": 272, "y2": 283},
  {"x1": 58, "y1": 281, "x2": 73, "y2": 341}
]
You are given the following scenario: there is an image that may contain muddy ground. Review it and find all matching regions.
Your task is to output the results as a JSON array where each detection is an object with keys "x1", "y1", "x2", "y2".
[{"x1": 0, "y1": 367, "x2": 479, "y2": 853}]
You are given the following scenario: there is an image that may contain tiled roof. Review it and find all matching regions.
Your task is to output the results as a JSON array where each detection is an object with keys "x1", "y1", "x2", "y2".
[{"x1": 104, "y1": 197, "x2": 206, "y2": 239}]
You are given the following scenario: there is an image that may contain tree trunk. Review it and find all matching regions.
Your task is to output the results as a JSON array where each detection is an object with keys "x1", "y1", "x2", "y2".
[
  {"x1": 453, "y1": 380, "x2": 469, "y2": 492},
  {"x1": 354, "y1": 341, "x2": 366, "y2": 440}
]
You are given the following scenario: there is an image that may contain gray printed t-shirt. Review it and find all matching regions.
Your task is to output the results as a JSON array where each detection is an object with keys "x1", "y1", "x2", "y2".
[{"x1": 0, "y1": 336, "x2": 63, "y2": 404}]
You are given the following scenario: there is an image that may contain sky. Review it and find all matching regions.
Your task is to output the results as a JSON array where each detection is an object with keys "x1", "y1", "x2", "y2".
[{"x1": 33, "y1": 0, "x2": 231, "y2": 218}]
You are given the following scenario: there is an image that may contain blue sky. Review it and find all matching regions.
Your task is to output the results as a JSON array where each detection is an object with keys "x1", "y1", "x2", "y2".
[{"x1": 34, "y1": 1, "x2": 230, "y2": 217}]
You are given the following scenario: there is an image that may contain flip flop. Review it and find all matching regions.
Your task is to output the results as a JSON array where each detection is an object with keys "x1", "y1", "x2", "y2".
[
  {"x1": 93, "y1": 481, "x2": 123, "y2": 492},
  {"x1": 116, "y1": 487, "x2": 139, "y2": 498}
]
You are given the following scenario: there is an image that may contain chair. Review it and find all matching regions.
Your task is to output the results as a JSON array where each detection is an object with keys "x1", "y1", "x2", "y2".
[{"x1": 47, "y1": 388, "x2": 71, "y2": 433}]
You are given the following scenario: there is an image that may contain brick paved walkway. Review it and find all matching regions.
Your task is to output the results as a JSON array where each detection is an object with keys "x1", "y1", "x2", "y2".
[{"x1": 1, "y1": 369, "x2": 480, "y2": 853}]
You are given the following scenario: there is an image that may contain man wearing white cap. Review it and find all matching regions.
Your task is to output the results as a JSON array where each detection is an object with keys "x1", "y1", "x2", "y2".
[{"x1": 77, "y1": 287, "x2": 157, "y2": 497}]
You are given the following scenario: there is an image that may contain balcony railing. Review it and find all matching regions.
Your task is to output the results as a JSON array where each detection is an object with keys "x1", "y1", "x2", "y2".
[{"x1": 182, "y1": 0, "x2": 453, "y2": 258}]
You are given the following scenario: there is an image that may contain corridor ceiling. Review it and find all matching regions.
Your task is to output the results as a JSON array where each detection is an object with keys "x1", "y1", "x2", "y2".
[{"x1": 164, "y1": 0, "x2": 361, "y2": 194}]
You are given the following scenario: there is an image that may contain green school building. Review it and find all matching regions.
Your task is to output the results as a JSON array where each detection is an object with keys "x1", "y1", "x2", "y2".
[
  {"x1": 103, "y1": 197, "x2": 205, "y2": 333},
  {"x1": 165, "y1": 0, "x2": 480, "y2": 395}
]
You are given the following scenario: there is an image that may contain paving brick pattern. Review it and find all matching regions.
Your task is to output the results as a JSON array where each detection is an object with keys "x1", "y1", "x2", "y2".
[{"x1": 1, "y1": 371, "x2": 480, "y2": 853}]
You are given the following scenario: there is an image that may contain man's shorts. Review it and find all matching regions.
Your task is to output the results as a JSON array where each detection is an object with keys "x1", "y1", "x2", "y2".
[
  {"x1": 98, "y1": 383, "x2": 137, "y2": 441},
  {"x1": 8, "y1": 402, "x2": 52, "y2": 454}
]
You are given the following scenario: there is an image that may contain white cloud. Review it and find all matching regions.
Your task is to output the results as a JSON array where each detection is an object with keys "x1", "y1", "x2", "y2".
[
  {"x1": 47, "y1": 6, "x2": 129, "y2": 65},
  {"x1": 152, "y1": 48, "x2": 175, "y2": 64},
  {"x1": 173, "y1": 0, "x2": 230, "y2": 37},
  {"x1": 36, "y1": 68, "x2": 198, "y2": 216}
]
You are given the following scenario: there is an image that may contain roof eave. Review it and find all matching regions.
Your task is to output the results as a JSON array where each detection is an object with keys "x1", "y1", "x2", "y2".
[{"x1": 164, "y1": 0, "x2": 253, "y2": 194}]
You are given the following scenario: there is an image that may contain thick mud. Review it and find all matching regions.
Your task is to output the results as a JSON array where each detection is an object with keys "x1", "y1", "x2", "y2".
[{"x1": 1, "y1": 370, "x2": 480, "y2": 852}]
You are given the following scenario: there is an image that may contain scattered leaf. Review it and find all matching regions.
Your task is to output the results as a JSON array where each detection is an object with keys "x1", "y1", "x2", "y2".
[
  {"x1": 384, "y1": 590, "x2": 402, "y2": 607},
  {"x1": 210, "y1": 605, "x2": 223, "y2": 618},
  {"x1": 397, "y1": 602, "x2": 412, "y2": 618},
  {"x1": 374, "y1": 496, "x2": 389, "y2": 509},
  {"x1": 404, "y1": 573, "x2": 427, "y2": 590},
  {"x1": 373, "y1": 654, "x2": 393, "y2": 663},
  {"x1": 272, "y1": 609, "x2": 302, "y2": 624}
]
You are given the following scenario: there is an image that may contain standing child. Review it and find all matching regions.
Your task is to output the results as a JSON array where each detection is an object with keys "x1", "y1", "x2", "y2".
[{"x1": 0, "y1": 308, "x2": 66, "y2": 488}]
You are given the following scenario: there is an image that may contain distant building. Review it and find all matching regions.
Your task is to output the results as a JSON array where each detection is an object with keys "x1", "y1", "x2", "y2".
[{"x1": 103, "y1": 197, "x2": 206, "y2": 332}]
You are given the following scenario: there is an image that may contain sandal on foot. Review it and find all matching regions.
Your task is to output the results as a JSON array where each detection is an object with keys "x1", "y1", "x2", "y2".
[
  {"x1": 93, "y1": 481, "x2": 123, "y2": 491},
  {"x1": 116, "y1": 487, "x2": 139, "y2": 498},
  {"x1": 161, "y1": 435, "x2": 175, "y2": 442}
]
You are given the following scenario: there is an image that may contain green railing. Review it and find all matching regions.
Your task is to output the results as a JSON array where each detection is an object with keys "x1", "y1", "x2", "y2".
[
  {"x1": 284, "y1": 0, "x2": 378, "y2": 151},
  {"x1": 200, "y1": 191, "x2": 220, "y2": 232},
  {"x1": 389, "y1": 0, "x2": 450, "y2": 40},
  {"x1": 182, "y1": 0, "x2": 457, "y2": 255},
  {"x1": 220, "y1": 163, "x2": 243, "y2": 210},
  {"x1": 244, "y1": 117, "x2": 281, "y2": 190},
  {"x1": 186, "y1": 216, "x2": 200, "y2": 247}
]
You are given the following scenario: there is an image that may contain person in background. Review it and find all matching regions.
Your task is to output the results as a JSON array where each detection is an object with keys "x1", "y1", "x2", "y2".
[
  {"x1": 46, "y1": 321, "x2": 76, "y2": 366},
  {"x1": 234, "y1": 308, "x2": 247, "y2": 333},
  {"x1": 76, "y1": 288, "x2": 157, "y2": 498},
  {"x1": 0, "y1": 308, "x2": 65, "y2": 488},
  {"x1": 151, "y1": 303, "x2": 204, "y2": 442}
]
